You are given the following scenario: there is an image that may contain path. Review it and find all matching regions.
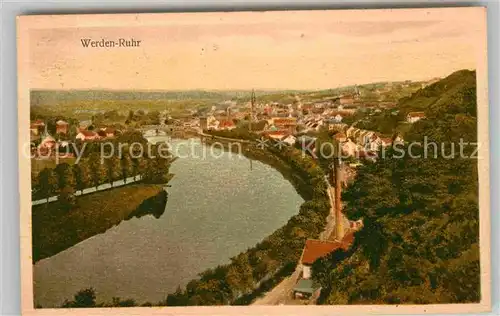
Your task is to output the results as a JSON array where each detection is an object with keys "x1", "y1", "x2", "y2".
[
  {"x1": 32, "y1": 175, "x2": 143, "y2": 206},
  {"x1": 252, "y1": 176, "x2": 338, "y2": 305}
]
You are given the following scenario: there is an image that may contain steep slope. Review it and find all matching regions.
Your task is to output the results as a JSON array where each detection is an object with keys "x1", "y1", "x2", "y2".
[{"x1": 312, "y1": 70, "x2": 480, "y2": 304}]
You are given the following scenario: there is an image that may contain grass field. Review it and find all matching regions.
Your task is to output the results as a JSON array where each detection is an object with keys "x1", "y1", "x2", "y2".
[{"x1": 32, "y1": 184, "x2": 167, "y2": 262}]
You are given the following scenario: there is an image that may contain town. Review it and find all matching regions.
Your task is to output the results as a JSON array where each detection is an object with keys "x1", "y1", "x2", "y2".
[
  {"x1": 29, "y1": 79, "x2": 432, "y2": 164},
  {"x1": 30, "y1": 80, "x2": 432, "y2": 305}
]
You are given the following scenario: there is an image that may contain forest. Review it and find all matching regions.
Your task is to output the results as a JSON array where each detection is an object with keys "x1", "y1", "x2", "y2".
[{"x1": 312, "y1": 69, "x2": 480, "y2": 304}]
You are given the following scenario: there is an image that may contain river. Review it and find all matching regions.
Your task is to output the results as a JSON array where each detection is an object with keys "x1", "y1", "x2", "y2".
[{"x1": 33, "y1": 137, "x2": 304, "y2": 307}]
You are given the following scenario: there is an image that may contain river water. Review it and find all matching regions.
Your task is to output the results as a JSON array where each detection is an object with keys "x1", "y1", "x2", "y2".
[{"x1": 33, "y1": 138, "x2": 304, "y2": 307}]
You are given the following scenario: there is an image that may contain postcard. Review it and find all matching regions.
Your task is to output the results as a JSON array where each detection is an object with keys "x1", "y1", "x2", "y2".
[{"x1": 17, "y1": 7, "x2": 490, "y2": 315}]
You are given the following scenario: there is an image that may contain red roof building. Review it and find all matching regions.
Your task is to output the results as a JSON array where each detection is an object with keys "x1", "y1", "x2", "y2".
[
  {"x1": 218, "y1": 120, "x2": 236, "y2": 130},
  {"x1": 406, "y1": 111, "x2": 426, "y2": 123},
  {"x1": 301, "y1": 236, "x2": 353, "y2": 265},
  {"x1": 298, "y1": 233, "x2": 355, "y2": 280},
  {"x1": 301, "y1": 240, "x2": 343, "y2": 265},
  {"x1": 76, "y1": 130, "x2": 99, "y2": 141},
  {"x1": 56, "y1": 120, "x2": 69, "y2": 134}
]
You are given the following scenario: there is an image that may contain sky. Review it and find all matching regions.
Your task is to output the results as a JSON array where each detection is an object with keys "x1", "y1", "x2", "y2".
[{"x1": 27, "y1": 8, "x2": 486, "y2": 91}]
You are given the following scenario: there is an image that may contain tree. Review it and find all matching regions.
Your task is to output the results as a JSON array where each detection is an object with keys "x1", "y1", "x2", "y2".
[
  {"x1": 62, "y1": 288, "x2": 97, "y2": 308},
  {"x1": 131, "y1": 157, "x2": 141, "y2": 181},
  {"x1": 104, "y1": 156, "x2": 121, "y2": 187},
  {"x1": 87, "y1": 152, "x2": 107, "y2": 189},
  {"x1": 120, "y1": 153, "x2": 133, "y2": 183},
  {"x1": 37, "y1": 168, "x2": 58, "y2": 203},
  {"x1": 73, "y1": 161, "x2": 91, "y2": 195},
  {"x1": 54, "y1": 163, "x2": 76, "y2": 190}
]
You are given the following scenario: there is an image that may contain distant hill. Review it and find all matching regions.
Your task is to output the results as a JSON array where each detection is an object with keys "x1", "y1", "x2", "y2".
[
  {"x1": 29, "y1": 89, "x2": 308, "y2": 107},
  {"x1": 401, "y1": 69, "x2": 477, "y2": 143}
]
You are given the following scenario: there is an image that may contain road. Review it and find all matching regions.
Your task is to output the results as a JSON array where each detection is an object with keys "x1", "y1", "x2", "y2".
[
  {"x1": 32, "y1": 175, "x2": 143, "y2": 206},
  {"x1": 252, "y1": 177, "x2": 338, "y2": 305}
]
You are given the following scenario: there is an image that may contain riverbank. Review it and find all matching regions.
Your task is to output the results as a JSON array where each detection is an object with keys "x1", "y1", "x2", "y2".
[{"x1": 32, "y1": 184, "x2": 168, "y2": 263}]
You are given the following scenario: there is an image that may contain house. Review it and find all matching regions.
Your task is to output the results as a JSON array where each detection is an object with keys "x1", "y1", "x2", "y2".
[
  {"x1": 361, "y1": 131, "x2": 375, "y2": 146},
  {"x1": 293, "y1": 234, "x2": 354, "y2": 299},
  {"x1": 299, "y1": 239, "x2": 351, "y2": 278},
  {"x1": 76, "y1": 130, "x2": 99, "y2": 141},
  {"x1": 346, "y1": 126, "x2": 359, "y2": 139},
  {"x1": 266, "y1": 130, "x2": 288, "y2": 140},
  {"x1": 406, "y1": 111, "x2": 426, "y2": 123},
  {"x1": 37, "y1": 134, "x2": 57, "y2": 156},
  {"x1": 341, "y1": 139, "x2": 358, "y2": 157},
  {"x1": 270, "y1": 117, "x2": 297, "y2": 133},
  {"x1": 334, "y1": 132, "x2": 347, "y2": 143},
  {"x1": 328, "y1": 122, "x2": 347, "y2": 132},
  {"x1": 349, "y1": 219, "x2": 364, "y2": 231},
  {"x1": 393, "y1": 134, "x2": 404, "y2": 144},
  {"x1": 56, "y1": 120, "x2": 69, "y2": 134},
  {"x1": 363, "y1": 133, "x2": 378, "y2": 151},
  {"x1": 97, "y1": 130, "x2": 108, "y2": 138},
  {"x1": 30, "y1": 120, "x2": 45, "y2": 136},
  {"x1": 380, "y1": 137, "x2": 393, "y2": 147},
  {"x1": 281, "y1": 134, "x2": 297, "y2": 146},
  {"x1": 358, "y1": 149, "x2": 378, "y2": 162},
  {"x1": 38, "y1": 135, "x2": 56, "y2": 150},
  {"x1": 199, "y1": 117, "x2": 208, "y2": 130},
  {"x1": 292, "y1": 279, "x2": 320, "y2": 300},
  {"x1": 206, "y1": 115, "x2": 220, "y2": 130},
  {"x1": 99, "y1": 127, "x2": 117, "y2": 138},
  {"x1": 78, "y1": 120, "x2": 93, "y2": 130},
  {"x1": 218, "y1": 119, "x2": 236, "y2": 131}
]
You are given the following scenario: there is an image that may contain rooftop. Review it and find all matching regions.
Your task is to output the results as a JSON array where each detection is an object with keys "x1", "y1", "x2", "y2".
[{"x1": 301, "y1": 233, "x2": 354, "y2": 265}]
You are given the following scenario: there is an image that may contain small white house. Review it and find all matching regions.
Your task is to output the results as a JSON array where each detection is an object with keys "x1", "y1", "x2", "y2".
[
  {"x1": 282, "y1": 134, "x2": 297, "y2": 146},
  {"x1": 406, "y1": 111, "x2": 426, "y2": 123}
]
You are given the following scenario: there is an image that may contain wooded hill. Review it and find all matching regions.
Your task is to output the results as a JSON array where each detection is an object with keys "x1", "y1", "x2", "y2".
[{"x1": 313, "y1": 69, "x2": 481, "y2": 304}]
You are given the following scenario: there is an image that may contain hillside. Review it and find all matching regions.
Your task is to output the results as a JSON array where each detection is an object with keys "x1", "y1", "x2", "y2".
[
  {"x1": 354, "y1": 70, "x2": 477, "y2": 137},
  {"x1": 312, "y1": 70, "x2": 480, "y2": 304},
  {"x1": 398, "y1": 69, "x2": 476, "y2": 115}
]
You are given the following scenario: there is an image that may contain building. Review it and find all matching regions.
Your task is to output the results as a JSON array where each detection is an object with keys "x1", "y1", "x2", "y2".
[
  {"x1": 218, "y1": 119, "x2": 236, "y2": 131},
  {"x1": 380, "y1": 137, "x2": 393, "y2": 147},
  {"x1": 30, "y1": 120, "x2": 45, "y2": 136},
  {"x1": 266, "y1": 130, "x2": 288, "y2": 140},
  {"x1": 56, "y1": 120, "x2": 69, "y2": 134},
  {"x1": 292, "y1": 279, "x2": 319, "y2": 300},
  {"x1": 78, "y1": 120, "x2": 93, "y2": 130},
  {"x1": 328, "y1": 122, "x2": 347, "y2": 132},
  {"x1": 406, "y1": 111, "x2": 426, "y2": 123},
  {"x1": 199, "y1": 117, "x2": 208, "y2": 130},
  {"x1": 293, "y1": 234, "x2": 354, "y2": 299},
  {"x1": 334, "y1": 132, "x2": 347, "y2": 143},
  {"x1": 76, "y1": 130, "x2": 99, "y2": 141},
  {"x1": 206, "y1": 115, "x2": 219, "y2": 130},
  {"x1": 281, "y1": 134, "x2": 297, "y2": 146},
  {"x1": 38, "y1": 135, "x2": 56, "y2": 150},
  {"x1": 269, "y1": 117, "x2": 297, "y2": 133},
  {"x1": 99, "y1": 127, "x2": 117, "y2": 138}
]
